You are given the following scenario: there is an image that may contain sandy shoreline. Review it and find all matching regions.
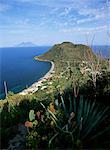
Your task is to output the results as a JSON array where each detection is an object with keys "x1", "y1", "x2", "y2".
[{"x1": 19, "y1": 58, "x2": 54, "y2": 95}]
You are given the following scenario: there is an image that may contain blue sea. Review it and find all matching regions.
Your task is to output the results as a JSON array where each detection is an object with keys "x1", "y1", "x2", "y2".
[
  {"x1": 92, "y1": 45, "x2": 110, "y2": 58},
  {"x1": 0, "y1": 45, "x2": 110, "y2": 99},
  {"x1": 0, "y1": 46, "x2": 51, "y2": 99}
]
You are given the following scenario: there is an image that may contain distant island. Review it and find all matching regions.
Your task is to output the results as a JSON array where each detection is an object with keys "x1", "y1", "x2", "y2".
[{"x1": 16, "y1": 42, "x2": 37, "y2": 47}]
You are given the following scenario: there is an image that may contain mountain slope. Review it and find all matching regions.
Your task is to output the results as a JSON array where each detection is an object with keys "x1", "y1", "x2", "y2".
[
  {"x1": 38, "y1": 41, "x2": 96, "y2": 73},
  {"x1": 39, "y1": 42, "x2": 96, "y2": 62}
]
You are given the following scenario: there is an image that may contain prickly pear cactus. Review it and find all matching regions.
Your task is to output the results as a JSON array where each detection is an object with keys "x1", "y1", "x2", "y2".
[{"x1": 29, "y1": 110, "x2": 35, "y2": 121}]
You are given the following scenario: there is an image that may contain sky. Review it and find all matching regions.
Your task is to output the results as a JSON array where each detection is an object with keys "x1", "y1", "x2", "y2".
[{"x1": 0, "y1": 0, "x2": 110, "y2": 47}]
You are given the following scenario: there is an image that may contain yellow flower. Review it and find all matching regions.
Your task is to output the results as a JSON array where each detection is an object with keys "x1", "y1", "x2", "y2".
[{"x1": 49, "y1": 102, "x2": 55, "y2": 113}]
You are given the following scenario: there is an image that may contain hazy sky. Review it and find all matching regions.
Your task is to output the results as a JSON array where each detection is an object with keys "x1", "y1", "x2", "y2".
[{"x1": 0, "y1": 0, "x2": 110, "y2": 47}]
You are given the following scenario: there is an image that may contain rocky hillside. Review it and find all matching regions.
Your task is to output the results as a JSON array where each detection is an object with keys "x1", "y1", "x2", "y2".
[
  {"x1": 39, "y1": 42, "x2": 96, "y2": 62},
  {"x1": 38, "y1": 42, "x2": 96, "y2": 73}
]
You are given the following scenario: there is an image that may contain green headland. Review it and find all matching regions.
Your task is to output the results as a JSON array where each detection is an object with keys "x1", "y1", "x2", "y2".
[{"x1": 0, "y1": 42, "x2": 110, "y2": 149}]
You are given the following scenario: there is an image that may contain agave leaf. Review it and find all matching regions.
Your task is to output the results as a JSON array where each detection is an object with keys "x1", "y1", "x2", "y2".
[
  {"x1": 49, "y1": 124, "x2": 71, "y2": 148},
  {"x1": 89, "y1": 100, "x2": 96, "y2": 115},
  {"x1": 84, "y1": 100, "x2": 96, "y2": 123},
  {"x1": 69, "y1": 95, "x2": 73, "y2": 113},
  {"x1": 82, "y1": 107, "x2": 101, "y2": 136},
  {"x1": 40, "y1": 102, "x2": 46, "y2": 109},
  {"x1": 77, "y1": 96, "x2": 83, "y2": 125},
  {"x1": 73, "y1": 97, "x2": 77, "y2": 113},
  {"x1": 82, "y1": 106, "x2": 109, "y2": 139},
  {"x1": 83, "y1": 100, "x2": 97, "y2": 127},
  {"x1": 83, "y1": 100, "x2": 88, "y2": 117},
  {"x1": 47, "y1": 109, "x2": 58, "y2": 122},
  {"x1": 89, "y1": 125, "x2": 110, "y2": 141},
  {"x1": 87, "y1": 106, "x2": 109, "y2": 130},
  {"x1": 77, "y1": 97, "x2": 84, "y2": 138},
  {"x1": 61, "y1": 96, "x2": 68, "y2": 117},
  {"x1": 56, "y1": 124, "x2": 72, "y2": 134},
  {"x1": 48, "y1": 132, "x2": 59, "y2": 148},
  {"x1": 85, "y1": 100, "x2": 91, "y2": 120},
  {"x1": 83, "y1": 101, "x2": 99, "y2": 131}
]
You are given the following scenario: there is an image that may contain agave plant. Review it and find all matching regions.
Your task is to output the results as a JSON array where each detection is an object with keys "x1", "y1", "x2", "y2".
[{"x1": 41, "y1": 96, "x2": 110, "y2": 148}]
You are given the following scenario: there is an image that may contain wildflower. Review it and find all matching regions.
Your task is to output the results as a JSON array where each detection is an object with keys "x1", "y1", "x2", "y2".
[
  {"x1": 41, "y1": 115, "x2": 45, "y2": 123},
  {"x1": 36, "y1": 111, "x2": 41, "y2": 120},
  {"x1": 49, "y1": 102, "x2": 55, "y2": 113},
  {"x1": 42, "y1": 136, "x2": 47, "y2": 141},
  {"x1": 50, "y1": 121, "x2": 54, "y2": 127},
  {"x1": 68, "y1": 112, "x2": 75, "y2": 124},
  {"x1": 70, "y1": 112, "x2": 75, "y2": 118},
  {"x1": 25, "y1": 121, "x2": 33, "y2": 128}
]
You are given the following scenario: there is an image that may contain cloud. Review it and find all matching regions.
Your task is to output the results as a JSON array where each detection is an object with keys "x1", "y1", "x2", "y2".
[
  {"x1": 14, "y1": 0, "x2": 36, "y2": 2},
  {"x1": 76, "y1": 13, "x2": 106, "y2": 24},
  {"x1": 0, "y1": 0, "x2": 109, "y2": 46},
  {"x1": 0, "y1": 3, "x2": 11, "y2": 12},
  {"x1": 78, "y1": 8, "x2": 101, "y2": 16},
  {"x1": 13, "y1": 0, "x2": 107, "y2": 9},
  {"x1": 15, "y1": 18, "x2": 30, "y2": 26},
  {"x1": 59, "y1": 7, "x2": 72, "y2": 16},
  {"x1": 60, "y1": 25, "x2": 108, "y2": 34}
]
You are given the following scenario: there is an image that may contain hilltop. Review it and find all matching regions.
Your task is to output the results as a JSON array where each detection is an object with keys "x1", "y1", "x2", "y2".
[
  {"x1": 41, "y1": 42, "x2": 95, "y2": 61},
  {"x1": 37, "y1": 41, "x2": 96, "y2": 73},
  {"x1": 39, "y1": 42, "x2": 96, "y2": 62}
]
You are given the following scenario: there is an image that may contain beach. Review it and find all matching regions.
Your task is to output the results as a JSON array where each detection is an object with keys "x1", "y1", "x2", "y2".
[{"x1": 19, "y1": 59, "x2": 54, "y2": 95}]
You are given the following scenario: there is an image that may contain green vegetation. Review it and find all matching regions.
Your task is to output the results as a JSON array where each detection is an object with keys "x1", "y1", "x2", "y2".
[
  {"x1": 0, "y1": 92, "x2": 110, "y2": 149},
  {"x1": 38, "y1": 42, "x2": 96, "y2": 73},
  {"x1": 0, "y1": 42, "x2": 110, "y2": 149}
]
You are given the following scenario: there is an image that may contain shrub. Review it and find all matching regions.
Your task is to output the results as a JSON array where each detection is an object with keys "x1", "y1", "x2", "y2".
[
  {"x1": 47, "y1": 96, "x2": 110, "y2": 149},
  {"x1": 24, "y1": 96, "x2": 110, "y2": 149}
]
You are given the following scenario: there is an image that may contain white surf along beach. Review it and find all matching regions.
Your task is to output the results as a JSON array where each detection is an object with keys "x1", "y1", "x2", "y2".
[{"x1": 19, "y1": 58, "x2": 54, "y2": 95}]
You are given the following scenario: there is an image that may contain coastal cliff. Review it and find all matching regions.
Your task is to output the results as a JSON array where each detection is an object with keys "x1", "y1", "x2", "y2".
[
  {"x1": 39, "y1": 42, "x2": 96, "y2": 61},
  {"x1": 38, "y1": 42, "x2": 96, "y2": 73}
]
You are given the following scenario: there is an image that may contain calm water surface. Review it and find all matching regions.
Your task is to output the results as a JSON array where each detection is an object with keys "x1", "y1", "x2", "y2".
[
  {"x1": 0, "y1": 46, "x2": 51, "y2": 99},
  {"x1": 0, "y1": 45, "x2": 109, "y2": 99}
]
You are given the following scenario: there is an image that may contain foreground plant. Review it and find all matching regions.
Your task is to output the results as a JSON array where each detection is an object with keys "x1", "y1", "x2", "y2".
[
  {"x1": 24, "y1": 96, "x2": 110, "y2": 149},
  {"x1": 25, "y1": 110, "x2": 38, "y2": 149},
  {"x1": 46, "y1": 96, "x2": 110, "y2": 149}
]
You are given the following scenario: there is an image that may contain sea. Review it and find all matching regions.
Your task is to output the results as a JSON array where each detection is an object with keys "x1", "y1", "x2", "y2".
[
  {"x1": 0, "y1": 45, "x2": 110, "y2": 99},
  {"x1": 0, "y1": 46, "x2": 51, "y2": 99},
  {"x1": 92, "y1": 45, "x2": 110, "y2": 59}
]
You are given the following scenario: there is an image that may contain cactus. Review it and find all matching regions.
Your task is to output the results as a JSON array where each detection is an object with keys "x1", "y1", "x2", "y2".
[{"x1": 29, "y1": 110, "x2": 35, "y2": 121}]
